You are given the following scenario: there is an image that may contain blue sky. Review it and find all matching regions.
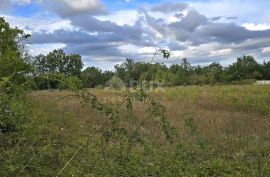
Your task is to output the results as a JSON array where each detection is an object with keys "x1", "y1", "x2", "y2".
[{"x1": 1, "y1": 0, "x2": 270, "y2": 69}]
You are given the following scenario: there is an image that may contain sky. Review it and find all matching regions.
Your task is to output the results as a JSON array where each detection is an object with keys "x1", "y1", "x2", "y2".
[{"x1": 1, "y1": 0, "x2": 270, "y2": 69}]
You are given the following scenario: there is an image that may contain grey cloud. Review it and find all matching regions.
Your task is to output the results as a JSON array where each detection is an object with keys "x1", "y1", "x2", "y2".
[
  {"x1": 230, "y1": 38, "x2": 270, "y2": 52},
  {"x1": 28, "y1": 27, "x2": 153, "y2": 59},
  {"x1": 24, "y1": 1, "x2": 270, "y2": 67},
  {"x1": 65, "y1": 42, "x2": 124, "y2": 57},
  {"x1": 211, "y1": 16, "x2": 223, "y2": 21},
  {"x1": 0, "y1": 0, "x2": 11, "y2": 12},
  {"x1": 172, "y1": 28, "x2": 192, "y2": 42},
  {"x1": 168, "y1": 10, "x2": 270, "y2": 46},
  {"x1": 164, "y1": 41, "x2": 187, "y2": 51},
  {"x1": 175, "y1": 13, "x2": 184, "y2": 18},
  {"x1": 151, "y1": 2, "x2": 188, "y2": 13},
  {"x1": 70, "y1": 16, "x2": 143, "y2": 40},
  {"x1": 226, "y1": 16, "x2": 238, "y2": 20},
  {"x1": 29, "y1": 30, "x2": 126, "y2": 44},
  {"x1": 170, "y1": 10, "x2": 208, "y2": 32},
  {"x1": 29, "y1": 29, "x2": 128, "y2": 57},
  {"x1": 182, "y1": 38, "x2": 270, "y2": 65},
  {"x1": 140, "y1": 9, "x2": 167, "y2": 36},
  {"x1": 210, "y1": 16, "x2": 237, "y2": 21},
  {"x1": 196, "y1": 23, "x2": 270, "y2": 43}
]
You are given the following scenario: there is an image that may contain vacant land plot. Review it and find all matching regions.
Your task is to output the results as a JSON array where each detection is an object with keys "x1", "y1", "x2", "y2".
[{"x1": 1, "y1": 85, "x2": 270, "y2": 176}]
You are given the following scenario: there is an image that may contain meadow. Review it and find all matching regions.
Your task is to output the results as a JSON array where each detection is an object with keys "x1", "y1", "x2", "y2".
[
  {"x1": 1, "y1": 11, "x2": 270, "y2": 177},
  {"x1": 1, "y1": 84, "x2": 269, "y2": 176}
]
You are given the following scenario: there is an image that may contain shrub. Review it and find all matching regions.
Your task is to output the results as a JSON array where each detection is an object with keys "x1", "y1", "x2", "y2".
[
  {"x1": 60, "y1": 76, "x2": 83, "y2": 90},
  {"x1": 107, "y1": 76, "x2": 125, "y2": 90},
  {"x1": 0, "y1": 77, "x2": 30, "y2": 132}
]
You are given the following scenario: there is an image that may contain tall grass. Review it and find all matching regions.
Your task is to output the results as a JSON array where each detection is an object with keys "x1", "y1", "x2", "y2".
[{"x1": 1, "y1": 85, "x2": 270, "y2": 176}]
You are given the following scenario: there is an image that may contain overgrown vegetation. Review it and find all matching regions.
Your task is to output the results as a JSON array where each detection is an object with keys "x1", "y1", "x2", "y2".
[
  {"x1": 0, "y1": 17, "x2": 32, "y2": 133},
  {"x1": 0, "y1": 17, "x2": 270, "y2": 177}
]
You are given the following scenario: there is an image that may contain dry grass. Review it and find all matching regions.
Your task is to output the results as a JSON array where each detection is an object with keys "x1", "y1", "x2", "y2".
[
  {"x1": 2, "y1": 85, "x2": 266, "y2": 176},
  {"x1": 28, "y1": 85, "x2": 270, "y2": 156}
]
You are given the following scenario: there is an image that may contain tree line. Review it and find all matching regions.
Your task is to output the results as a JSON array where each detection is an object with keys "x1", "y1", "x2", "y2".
[
  {"x1": 31, "y1": 51, "x2": 270, "y2": 89},
  {"x1": 113, "y1": 56, "x2": 270, "y2": 87}
]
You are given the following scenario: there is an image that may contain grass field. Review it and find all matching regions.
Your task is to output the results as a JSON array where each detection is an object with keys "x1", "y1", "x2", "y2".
[{"x1": 1, "y1": 85, "x2": 270, "y2": 176}]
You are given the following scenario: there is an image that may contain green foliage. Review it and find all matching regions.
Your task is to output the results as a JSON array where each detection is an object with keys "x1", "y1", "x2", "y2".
[
  {"x1": 0, "y1": 76, "x2": 30, "y2": 132},
  {"x1": 261, "y1": 60, "x2": 270, "y2": 80},
  {"x1": 31, "y1": 52, "x2": 269, "y2": 89},
  {"x1": 60, "y1": 76, "x2": 83, "y2": 89},
  {"x1": 32, "y1": 49, "x2": 83, "y2": 90},
  {"x1": 226, "y1": 55, "x2": 262, "y2": 81},
  {"x1": 161, "y1": 49, "x2": 170, "y2": 59},
  {"x1": 0, "y1": 17, "x2": 31, "y2": 133},
  {"x1": 0, "y1": 17, "x2": 30, "y2": 57},
  {"x1": 0, "y1": 54, "x2": 30, "y2": 80},
  {"x1": 81, "y1": 67, "x2": 114, "y2": 88},
  {"x1": 82, "y1": 56, "x2": 270, "y2": 87}
]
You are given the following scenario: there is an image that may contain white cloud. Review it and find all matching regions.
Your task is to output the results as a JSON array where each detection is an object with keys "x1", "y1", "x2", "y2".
[
  {"x1": 210, "y1": 48, "x2": 232, "y2": 56},
  {"x1": 27, "y1": 43, "x2": 66, "y2": 56},
  {"x1": 3, "y1": 15, "x2": 74, "y2": 34},
  {"x1": 242, "y1": 23, "x2": 270, "y2": 31},
  {"x1": 14, "y1": 0, "x2": 32, "y2": 5},
  {"x1": 148, "y1": 11, "x2": 181, "y2": 25},
  {"x1": 138, "y1": 47, "x2": 156, "y2": 54},
  {"x1": 118, "y1": 44, "x2": 140, "y2": 55},
  {"x1": 44, "y1": 0, "x2": 106, "y2": 17},
  {"x1": 97, "y1": 10, "x2": 139, "y2": 26},
  {"x1": 262, "y1": 47, "x2": 270, "y2": 53},
  {"x1": 60, "y1": 0, "x2": 101, "y2": 11}
]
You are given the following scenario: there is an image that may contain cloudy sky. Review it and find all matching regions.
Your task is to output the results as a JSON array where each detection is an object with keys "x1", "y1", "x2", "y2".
[{"x1": 1, "y1": 0, "x2": 270, "y2": 69}]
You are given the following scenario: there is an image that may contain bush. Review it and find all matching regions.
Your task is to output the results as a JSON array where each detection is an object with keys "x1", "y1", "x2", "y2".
[
  {"x1": 107, "y1": 76, "x2": 125, "y2": 90},
  {"x1": 60, "y1": 76, "x2": 83, "y2": 90},
  {"x1": 0, "y1": 77, "x2": 30, "y2": 133}
]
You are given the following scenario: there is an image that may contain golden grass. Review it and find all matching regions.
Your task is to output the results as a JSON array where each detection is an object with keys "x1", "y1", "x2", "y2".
[{"x1": 28, "y1": 85, "x2": 270, "y2": 157}]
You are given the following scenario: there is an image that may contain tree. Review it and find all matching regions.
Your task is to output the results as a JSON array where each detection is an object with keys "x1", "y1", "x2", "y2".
[
  {"x1": 81, "y1": 67, "x2": 103, "y2": 88},
  {"x1": 261, "y1": 61, "x2": 270, "y2": 80},
  {"x1": 0, "y1": 17, "x2": 31, "y2": 81},
  {"x1": 205, "y1": 62, "x2": 224, "y2": 84},
  {"x1": 0, "y1": 17, "x2": 30, "y2": 57},
  {"x1": 0, "y1": 17, "x2": 31, "y2": 132},
  {"x1": 32, "y1": 54, "x2": 48, "y2": 75},
  {"x1": 167, "y1": 58, "x2": 192, "y2": 85},
  {"x1": 181, "y1": 58, "x2": 192, "y2": 72},
  {"x1": 114, "y1": 59, "x2": 133, "y2": 84},
  {"x1": 32, "y1": 49, "x2": 84, "y2": 90},
  {"x1": 227, "y1": 55, "x2": 262, "y2": 81},
  {"x1": 46, "y1": 49, "x2": 66, "y2": 74},
  {"x1": 66, "y1": 54, "x2": 83, "y2": 77}
]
